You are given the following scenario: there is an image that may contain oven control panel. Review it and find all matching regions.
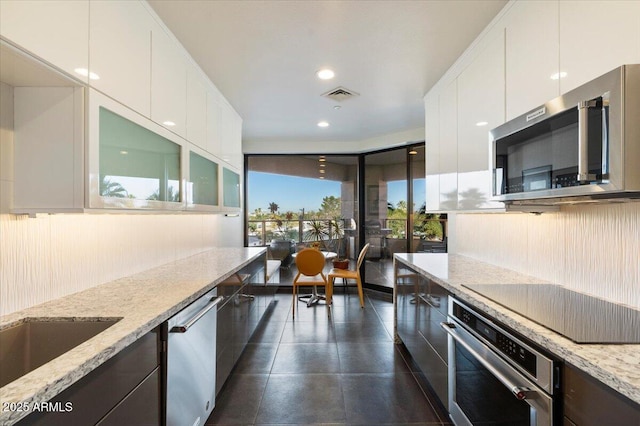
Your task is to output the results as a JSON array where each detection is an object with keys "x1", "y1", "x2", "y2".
[{"x1": 453, "y1": 303, "x2": 537, "y2": 377}]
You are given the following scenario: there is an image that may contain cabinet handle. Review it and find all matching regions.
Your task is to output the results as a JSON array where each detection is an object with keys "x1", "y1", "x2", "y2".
[
  {"x1": 170, "y1": 296, "x2": 224, "y2": 333},
  {"x1": 440, "y1": 321, "x2": 536, "y2": 401},
  {"x1": 577, "y1": 99, "x2": 598, "y2": 183}
]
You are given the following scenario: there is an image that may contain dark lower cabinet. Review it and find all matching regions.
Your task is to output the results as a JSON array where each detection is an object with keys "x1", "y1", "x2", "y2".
[
  {"x1": 395, "y1": 262, "x2": 451, "y2": 410},
  {"x1": 563, "y1": 363, "x2": 640, "y2": 426},
  {"x1": 216, "y1": 252, "x2": 275, "y2": 395},
  {"x1": 96, "y1": 368, "x2": 160, "y2": 426},
  {"x1": 18, "y1": 327, "x2": 161, "y2": 426}
]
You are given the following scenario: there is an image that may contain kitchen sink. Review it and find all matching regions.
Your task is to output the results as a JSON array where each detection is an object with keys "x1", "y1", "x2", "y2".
[{"x1": 0, "y1": 318, "x2": 121, "y2": 388}]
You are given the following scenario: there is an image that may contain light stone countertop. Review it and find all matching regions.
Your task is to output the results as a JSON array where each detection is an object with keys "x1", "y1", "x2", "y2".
[
  {"x1": 394, "y1": 253, "x2": 640, "y2": 406},
  {"x1": 0, "y1": 247, "x2": 266, "y2": 426}
]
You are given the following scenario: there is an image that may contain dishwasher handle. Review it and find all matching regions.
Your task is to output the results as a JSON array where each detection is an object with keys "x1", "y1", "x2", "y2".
[{"x1": 170, "y1": 296, "x2": 224, "y2": 333}]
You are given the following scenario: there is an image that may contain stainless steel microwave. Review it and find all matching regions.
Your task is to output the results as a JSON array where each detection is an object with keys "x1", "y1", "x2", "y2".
[{"x1": 491, "y1": 64, "x2": 640, "y2": 207}]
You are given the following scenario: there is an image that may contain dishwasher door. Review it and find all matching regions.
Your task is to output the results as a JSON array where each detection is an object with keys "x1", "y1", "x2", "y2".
[{"x1": 167, "y1": 290, "x2": 223, "y2": 426}]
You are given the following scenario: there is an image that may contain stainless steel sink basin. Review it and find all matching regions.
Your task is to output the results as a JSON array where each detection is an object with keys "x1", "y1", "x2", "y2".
[{"x1": 0, "y1": 318, "x2": 120, "y2": 388}]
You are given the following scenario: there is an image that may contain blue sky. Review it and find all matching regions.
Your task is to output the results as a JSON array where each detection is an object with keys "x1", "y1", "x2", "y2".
[{"x1": 248, "y1": 171, "x2": 425, "y2": 213}]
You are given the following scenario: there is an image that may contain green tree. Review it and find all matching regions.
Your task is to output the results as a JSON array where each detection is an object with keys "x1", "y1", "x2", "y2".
[
  {"x1": 319, "y1": 196, "x2": 341, "y2": 218},
  {"x1": 268, "y1": 202, "x2": 279, "y2": 215}
]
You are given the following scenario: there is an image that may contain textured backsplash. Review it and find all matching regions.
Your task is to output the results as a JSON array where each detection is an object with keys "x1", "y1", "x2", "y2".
[
  {"x1": 453, "y1": 202, "x2": 640, "y2": 309},
  {"x1": 0, "y1": 213, "x2": 228, "y2": 316}
]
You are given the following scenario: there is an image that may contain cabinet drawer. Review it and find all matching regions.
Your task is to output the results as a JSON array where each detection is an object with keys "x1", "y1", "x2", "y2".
[
  {"x1": 18, "y1": 329, "x2": 159, "y2": 425},
  {"x1": 96, "y1": 367, "x2": 160, "y2": 426},
  {"x1": 563, "y1": 364, "x2": 639, "y2": 426}
]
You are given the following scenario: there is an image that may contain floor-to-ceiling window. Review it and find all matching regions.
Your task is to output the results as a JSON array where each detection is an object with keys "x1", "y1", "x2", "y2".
[
  {"x1": 245, "y1": 155, "x2": 360, "y2": 275},
  {"x1": 245, "y1": 146, "x2": 446, "y2": 290}
]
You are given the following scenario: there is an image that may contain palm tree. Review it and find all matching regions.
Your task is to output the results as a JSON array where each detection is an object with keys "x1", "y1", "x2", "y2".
[
  {"x1": 268, "y1": 202, "x2": 279, "y2": 215},
  {"x1": 100, "y1": 177, "x2": 128, "y2": 198}
]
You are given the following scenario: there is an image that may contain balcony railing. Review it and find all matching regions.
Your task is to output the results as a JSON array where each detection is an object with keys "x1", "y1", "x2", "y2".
[{"x1": 247, "y1": 217, "x2": 447, "y2": 249}]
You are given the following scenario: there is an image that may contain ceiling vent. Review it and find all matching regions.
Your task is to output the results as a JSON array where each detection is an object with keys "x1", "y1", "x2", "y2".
[{"x1": 321, "y1": 86, "x2": 360, "y2": 102}]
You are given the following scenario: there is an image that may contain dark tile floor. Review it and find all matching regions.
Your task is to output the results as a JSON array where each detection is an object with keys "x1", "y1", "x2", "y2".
[{"x1": 206, "y1": 289, "x2": 450, "y2": 425}]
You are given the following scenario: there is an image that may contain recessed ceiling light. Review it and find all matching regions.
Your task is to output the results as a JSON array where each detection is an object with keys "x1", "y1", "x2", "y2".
[
  {"x1": 409, "y1": 149, "x2": 418, "y2": 155},
  {"x1": 317, "y1": 121, "x2": 329, "y2": 128},
  {"x1": 316, "y1": 69, "x2": 335, "y2": 80},
  {"x1": 319, "y1": 163, "x2": 326, "y2": 167},
  {"x1": 319, "y1": 157, "x2": 326, "y2": 162},
  {"x1": 319, "y1": 169, "x2": 325, "y2": 173},
  {"x1": 163, "y1": 121, "x2": 176, "y2": 127},
  {"x1": 550, "y1": 71, "x2": 568, "y2": 80},
  {"x1": 74, "y1": 68, "x2": 100, "y2": 80},
  {"x1": 333, "y1": 105, "x2": 342, "y2": 110},
  {"x1": 120, "y1": 150, "x2": 128, "y2": 155},
  {"x1": 319, "y1": 176, "x2": 325, "y2": 179},
  {"x1": 476, "y1": 121, "x2": 488, "y2": 127}
]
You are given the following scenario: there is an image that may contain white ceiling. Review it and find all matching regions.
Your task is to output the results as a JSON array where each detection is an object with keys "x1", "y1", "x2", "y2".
[{"x1": 148, "y1": 0, "x2": 507, "y2": 145}]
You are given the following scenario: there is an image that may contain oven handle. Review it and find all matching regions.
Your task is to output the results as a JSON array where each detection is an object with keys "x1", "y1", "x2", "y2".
[
  {"x1": 440, "y1": 321, "x2": 534, "y2": 401},
  {"x1": 170, "y1": 296, "x2": 224, "y2": 333}
]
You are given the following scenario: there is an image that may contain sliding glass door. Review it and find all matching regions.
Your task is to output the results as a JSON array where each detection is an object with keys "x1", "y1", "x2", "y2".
[{"x1": 362, "y1": 144, "x2": 426, "y2": 289}]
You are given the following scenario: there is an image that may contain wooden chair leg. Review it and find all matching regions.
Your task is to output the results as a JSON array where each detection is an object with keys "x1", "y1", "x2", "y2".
[
  {"x1": 356, "y1": 275, "x2": 365, "y2": 308},
  {"x1": 326, "y1": 277, "x2": 333, "y2": 305}
]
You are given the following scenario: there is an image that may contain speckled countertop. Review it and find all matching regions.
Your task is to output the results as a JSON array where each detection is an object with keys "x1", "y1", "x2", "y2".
[
  {"x1": 394, "y1": 253, "x2": 640, "y2": 406},
  {"x1": 0, "y1": 247, "x2": 266, "y2": 425}
]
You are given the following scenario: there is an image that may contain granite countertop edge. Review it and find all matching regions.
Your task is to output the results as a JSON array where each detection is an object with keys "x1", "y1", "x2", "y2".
[
  {"x1": 0, "y1": 247, "x2": 266, "y2": 425},
  {"x1": 394, "y1": 253, "x2": 640, "y2": 406}
]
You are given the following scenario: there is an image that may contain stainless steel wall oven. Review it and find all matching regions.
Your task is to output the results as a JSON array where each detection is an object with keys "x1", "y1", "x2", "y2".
[{"x1": 441, "y1": 298, "x2": 561, "y2": 426}]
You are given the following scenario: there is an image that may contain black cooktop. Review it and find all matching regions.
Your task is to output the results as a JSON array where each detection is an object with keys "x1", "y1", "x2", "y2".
[{"x1": 462, "y1": 284, "x2": 640, "y2": 344}]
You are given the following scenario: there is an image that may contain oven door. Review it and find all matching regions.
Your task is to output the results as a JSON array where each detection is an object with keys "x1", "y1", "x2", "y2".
[{"x1": 441, "y1": 321, "x2": 554, "y2": 426}]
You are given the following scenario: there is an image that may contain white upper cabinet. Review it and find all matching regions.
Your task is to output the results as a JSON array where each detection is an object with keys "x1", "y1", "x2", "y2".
[
  {"x1": 151, "y1": 24, "x2": 187, "y2": 138},
  {"x1": 89, "y1": 0, "x2": 152, "y2": 117},
  {"x1": 457, "y1": 30, "x2": 505, "y2": 210},
  {"x1": 424, "y1": 94, "x2": 440, "y2": 212},
  {"x1": 0, "y1": 0, "x2": 89, "y2": 83},
  {"x1": 438, "y1": 80, "x2": 458, "y2": 211},
  {"x1": 218, "y1": 103, "x2": 243, "y2": 170},
  {"x1": 457, "y1": 31, "x2": 505, "y2": 174},
  {"x1": 559, "y1": 0, "x2": 640, "y2": 93},
  {"x1": 186, "y1": 67, "x2": 208, "y2": 150},
  {"x1": 505, "y1": 0, "x2": 559, "y2": 120},
  {"x1": 206, "y1": 90, "x2": 223, "y2": 158}
]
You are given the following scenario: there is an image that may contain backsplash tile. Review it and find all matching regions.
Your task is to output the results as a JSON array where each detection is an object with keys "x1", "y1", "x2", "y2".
[
  {"x1": 453, "y1": 202, "x2": 640, "y2": 309},
  {"x1": 0, "y1": 212, "x2": 225, "y2": 316}
]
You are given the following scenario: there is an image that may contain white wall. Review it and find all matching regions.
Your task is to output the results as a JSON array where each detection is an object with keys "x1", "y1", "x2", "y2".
[{"x1": 242, "y1": 126, "x2": 425, "y2": 154}]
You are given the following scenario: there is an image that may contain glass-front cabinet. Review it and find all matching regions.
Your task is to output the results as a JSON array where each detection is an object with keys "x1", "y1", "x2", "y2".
[
  {"x1": 88, "y1": 89, "x2": 185, "y2": 210},
  {"x1": 187, "y1": 149, "x2": 219, "y2": 210},
  {"x1": 86, "y1": 89, "x2": 240, "y2": 213}
]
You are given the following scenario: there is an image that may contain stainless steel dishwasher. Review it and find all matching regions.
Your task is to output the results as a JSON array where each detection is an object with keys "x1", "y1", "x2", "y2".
[{"x1": 166, "y1": 289, "x2": 224, "y2": 426}]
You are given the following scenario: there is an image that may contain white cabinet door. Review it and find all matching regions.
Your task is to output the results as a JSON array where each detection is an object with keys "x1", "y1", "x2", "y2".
[
  {"x1": 151, "y1": 24, "x2": 187, "y2": 138},
  {"x1": 218, "y1": 102, "x2": 243, "y2": 170},
  {"x1": 90, "y1": 0, "x2": 152, "y2": 117},
  {"x1": 505, "y1": 0, "x2": 559, "y2": 120},
  {"x1": 424, "y1": 94, "x2": 440, "y2": 212},
  {"x1": 206, "y1": 90, "x2": 223, "y2": 158},
  {"x1": 559, "y1": 0, "x2": 640, "y2": 93},
  {"x1": 457, "y1": 31, "x2": 505, "y2": 210},
  {"x1": 0, "y1": 0, "x2": 89, "y2": 82},
  {"x1": 186, "y1": 67, "x2": 208, "y2": 150},
  {"x1": 438, "y1": 80, "x2": 458, "y2": 211}
]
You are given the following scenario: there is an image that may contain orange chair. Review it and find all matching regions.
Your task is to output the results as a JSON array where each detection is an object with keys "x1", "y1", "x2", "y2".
[
  {"x1": 327, "y1": 243, "x2": 370, "y2": 307},
  {"x1": 292, "y1": 248, "x2": 329, "y2": 319}
]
